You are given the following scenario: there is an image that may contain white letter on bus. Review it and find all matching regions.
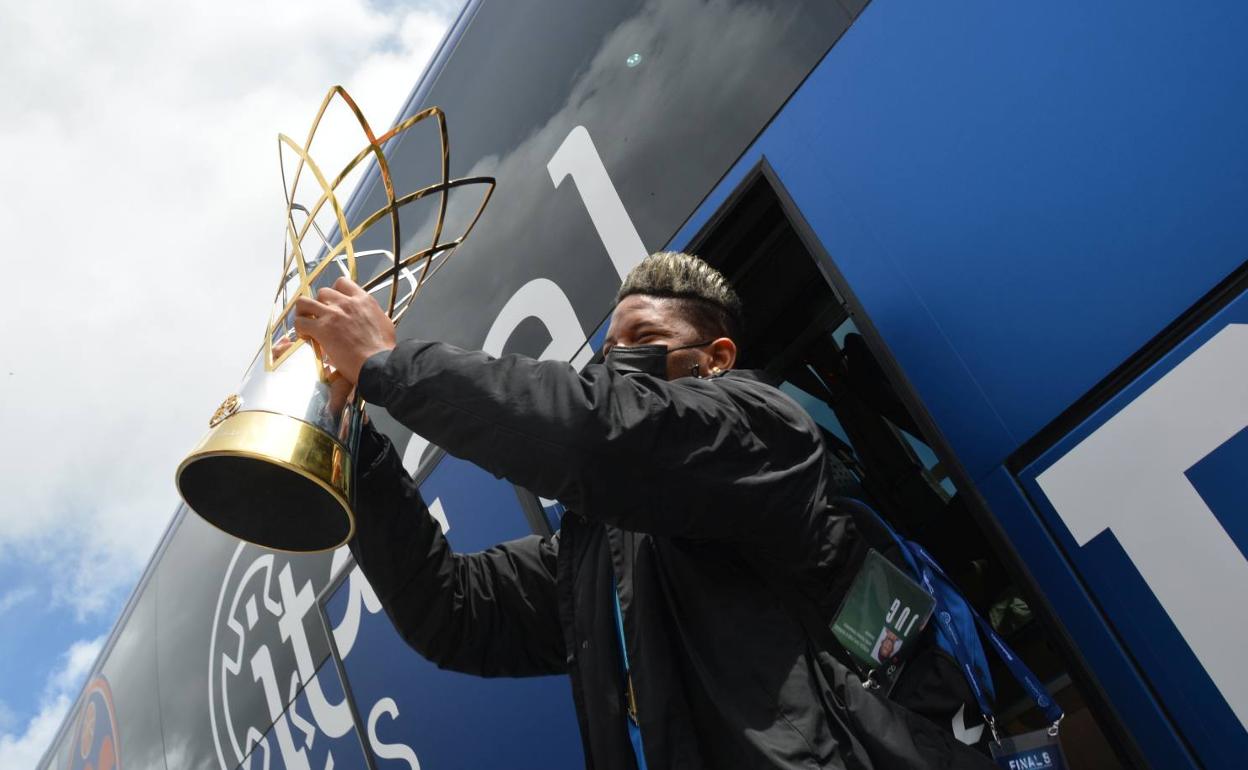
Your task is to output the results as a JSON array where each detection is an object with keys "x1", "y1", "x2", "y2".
[
  {"x1": 548, "y1": 125, "x2": 648, "y2": 281},
  {"x1": 483, "y1": 277, "x2": 594, "y2": 369},
  {"x1": 1036, "y1": 323, "x2": 1248, "y2": 730},
  {"x1": 368, "y1": 698, "x2": 421, "y2": 770}
]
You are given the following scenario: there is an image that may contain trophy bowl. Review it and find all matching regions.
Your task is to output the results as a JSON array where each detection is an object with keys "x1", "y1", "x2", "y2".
[{"x1": 176, "y1": 86, "x2": 493, "y2": 552}]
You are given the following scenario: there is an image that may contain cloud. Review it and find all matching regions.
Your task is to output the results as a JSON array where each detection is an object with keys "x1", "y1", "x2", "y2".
[
  {"x1": 0, "y1": 701, "x2": 65, "y2": 770},
  {"x1": 0, "y1": 0, "x2": 460, "y2": 621},
  {"x1": 0, "y1": 636, "x2": 105, "y2": 769},
  {"x1": 48, "y1": 637, "x2": 105, "y2": 697},
  {"x1": 0, "y1": 587, "x2": 36, "y2": 616}
]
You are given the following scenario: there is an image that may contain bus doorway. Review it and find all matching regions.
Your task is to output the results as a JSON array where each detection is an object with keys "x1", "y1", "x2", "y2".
[{"x1": 685, "y1": 166, "x2": 1128, "y2": 769}]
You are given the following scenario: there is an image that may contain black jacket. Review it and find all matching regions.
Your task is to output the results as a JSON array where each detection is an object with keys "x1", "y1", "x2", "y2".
[{"x1": 349, "y1": 340, "x2": 995, "y2": 770}]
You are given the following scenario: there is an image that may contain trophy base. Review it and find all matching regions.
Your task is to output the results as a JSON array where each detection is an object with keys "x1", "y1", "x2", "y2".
[{"x1": 176, "y1": 409, "x2": 354, "y2": 552}]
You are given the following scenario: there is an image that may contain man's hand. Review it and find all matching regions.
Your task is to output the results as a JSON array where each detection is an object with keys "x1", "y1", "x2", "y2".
[
  {"x1": 294, "y1": 277, "x2": 396, "y2": 385},
  {"x1": 274, "y1": 334, "x2": 357, "y2": 415}
]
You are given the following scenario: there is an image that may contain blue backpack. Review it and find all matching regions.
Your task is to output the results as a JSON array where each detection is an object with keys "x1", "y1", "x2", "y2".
[{"x1": 834, "y1": 497, "x2": 1064, "y2": 748}]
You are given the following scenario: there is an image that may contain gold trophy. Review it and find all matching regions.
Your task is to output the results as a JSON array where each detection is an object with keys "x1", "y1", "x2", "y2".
[{"x1": 176, "y1": 87, "x2": 494, "y2": 552}]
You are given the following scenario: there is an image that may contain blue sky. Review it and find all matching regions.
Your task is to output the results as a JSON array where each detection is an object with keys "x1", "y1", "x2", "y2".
[
  {"x1": 0, "y1": 0, "x2": 459, "y2": 765},
  {"x1": 0, "y1": 562, "x2": 112, "y2": 734}
]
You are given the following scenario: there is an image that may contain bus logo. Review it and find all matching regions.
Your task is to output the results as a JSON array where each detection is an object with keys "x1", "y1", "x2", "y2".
[
  {"x1": 208, "y1": 545, "x2": 356, "y2": 769},
  {"x1": 68, "y1": 677, "x2": 119, "y2": 770}
]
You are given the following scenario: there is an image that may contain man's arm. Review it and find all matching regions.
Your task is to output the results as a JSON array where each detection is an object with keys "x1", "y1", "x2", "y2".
[
  {"x1": 291, "y1": 277, "x2": 822, "y2": 540},
  {"x1": 357, "y1": 341, "x2": 825, "y2": 541},
  {"x1": 350, "y1": 422, "x2": 567, "y2": 677}
]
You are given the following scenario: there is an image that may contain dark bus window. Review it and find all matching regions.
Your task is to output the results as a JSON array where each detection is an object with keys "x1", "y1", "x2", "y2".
[
  {"x1": 344, "y1": 0, "x2": 855, "y2": 357},
  {"x1": 47, "y1": 583, "x2": 163, "y2": 770},
  {"x1": 156, "y1": 508, "x2": 339, "y2": 770},
  {"x1": 778, "y1": 379, "x2": 857, "y2": 460},
  {"x1": 795, "y1": 335, "x2": 956, "y2": 526},
  {"x1": 68, "y1": 575, "x2": 166, "y2": 770}
]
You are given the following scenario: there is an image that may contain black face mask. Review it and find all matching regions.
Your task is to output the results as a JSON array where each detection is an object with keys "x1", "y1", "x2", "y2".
[{"x1": 604, "y1": 341, "x2": 714, "y2": 379}]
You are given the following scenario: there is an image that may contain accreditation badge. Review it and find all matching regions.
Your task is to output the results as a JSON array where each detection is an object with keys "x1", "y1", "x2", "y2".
[
  {"x1": 830, "y1": 549, "x2": 935, "y2": 679},
  {"x1": 989, "y1": 727, "x2": 1067, "y2": 769}
]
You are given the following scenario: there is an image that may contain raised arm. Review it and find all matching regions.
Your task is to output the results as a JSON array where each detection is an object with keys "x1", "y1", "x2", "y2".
[
  {"x1": 293, "y1": 275, "x2": 824, "y2": 541},
  {"x1": 349, "y1": 422, "x2": 566, "y2": 677},
  {"x1": 356, "y1": 340, "x2": 826, "y2": 540}
]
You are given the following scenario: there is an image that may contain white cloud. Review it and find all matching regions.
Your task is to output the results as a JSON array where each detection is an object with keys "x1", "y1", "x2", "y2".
[
  {"x1": 0, "y1": 700, "x2": 66, "y2": 770},
  {"x1": 0, "y1": 587, "x2": 36, "y2": 616},
  {"x1": 0, "y1": 0, "x2": 460, "y2": 621},
  {"x1": 48, "y1": 637, "x2": 105, "y2": 697},
  {"x1": 0, "y1": 636, "x2": 105, "y2": 769}
]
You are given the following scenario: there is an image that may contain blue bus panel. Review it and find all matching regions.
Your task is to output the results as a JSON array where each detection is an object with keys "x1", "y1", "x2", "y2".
[
  {"x1": 1020, "y1": 292, "x2": 1248, "y2": 767},
  {"x1": 662, "y1": 0, "x2": 1247, "y2": 765},
  {"x1": 324, "y1": 455, "x2": 583, "y2": 770}
]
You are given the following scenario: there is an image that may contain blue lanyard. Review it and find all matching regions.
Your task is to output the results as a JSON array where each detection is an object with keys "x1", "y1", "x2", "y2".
[
  {"x1": 908, "y1": 540, "x2": 1064, "y2": 725},
  {"x1": 912, "y1": 555, "x2": 996, "y2": 720},
  {"x1": 837, "y1": 498, "x2": 1063, "y2": 727},
  {"x1": 611, "y1": 578, "x2": 649, "y2": 770}
]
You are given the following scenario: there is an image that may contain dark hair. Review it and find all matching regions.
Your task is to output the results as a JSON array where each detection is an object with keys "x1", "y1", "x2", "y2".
[{"x1": 616, "y1": 251, "x2": 744, "y2": 340}]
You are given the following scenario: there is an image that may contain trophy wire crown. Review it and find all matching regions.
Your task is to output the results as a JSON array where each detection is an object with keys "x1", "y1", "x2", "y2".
[{"x1": 177, "y1": 86, "x2": 495, "y2": 552}]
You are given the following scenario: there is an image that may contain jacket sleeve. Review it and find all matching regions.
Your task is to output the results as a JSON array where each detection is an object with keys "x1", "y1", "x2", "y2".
[
  {"x1": 348, "y1": 421, "x2": 566, "y2": 677},
  {"x1": 357, "y1": 341, "x2": 825, "y2": 540}
]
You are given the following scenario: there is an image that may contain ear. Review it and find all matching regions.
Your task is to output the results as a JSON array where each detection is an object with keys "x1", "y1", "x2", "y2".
[{"x1": 708, "y1": 337, "x2": 738, "y2": 372}]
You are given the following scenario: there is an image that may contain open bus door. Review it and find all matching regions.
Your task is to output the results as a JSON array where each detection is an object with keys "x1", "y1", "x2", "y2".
[{"x1": 683, "y1": 166, "x2": 1131, "y2": 769}]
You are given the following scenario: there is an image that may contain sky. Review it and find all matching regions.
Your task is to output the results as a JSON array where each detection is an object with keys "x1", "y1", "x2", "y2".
[{"x1": 0, "y1": 0, "x2": 461, "y2": 765}]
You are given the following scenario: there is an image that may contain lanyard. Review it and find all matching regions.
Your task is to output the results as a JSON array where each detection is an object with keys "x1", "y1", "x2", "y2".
[
  {"x1": 837, "y1": 498, "x2": 1063, "y2": 730},
  {"x1": 611, "y1": 578, "x2": 649, "y2": 770},
  {"x1": 908, "y1": 541, "x2": 1064, "y2": 726}
]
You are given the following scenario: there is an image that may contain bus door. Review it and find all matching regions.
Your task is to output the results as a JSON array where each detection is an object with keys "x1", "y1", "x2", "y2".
[{"x1": 682, "y1": 166, "x2": 1130, "y2": 769}]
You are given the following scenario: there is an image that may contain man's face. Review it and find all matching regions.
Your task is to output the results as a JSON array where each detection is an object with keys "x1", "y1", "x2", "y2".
[
  {"x1": 604, "y1": 294, "x2": 729, "y2": 380},
  {"x1": 880, "y1": 636, "x2": 895, "y2": 659}
]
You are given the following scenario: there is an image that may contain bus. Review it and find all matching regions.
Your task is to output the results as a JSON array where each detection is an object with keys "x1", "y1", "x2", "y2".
[{"x1": 41, "y1": 1, "x2": 1247, "y2": 768}]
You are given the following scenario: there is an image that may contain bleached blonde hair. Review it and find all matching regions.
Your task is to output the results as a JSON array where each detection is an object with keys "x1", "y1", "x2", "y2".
[{"x1": 616, "y1": 251, "x2": 743, "y2": 339}]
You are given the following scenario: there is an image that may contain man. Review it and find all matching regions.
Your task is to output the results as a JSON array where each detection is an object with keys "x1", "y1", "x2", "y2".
[{"x1": 295, "y1": 252, "x2": 992, "y2": 769}]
